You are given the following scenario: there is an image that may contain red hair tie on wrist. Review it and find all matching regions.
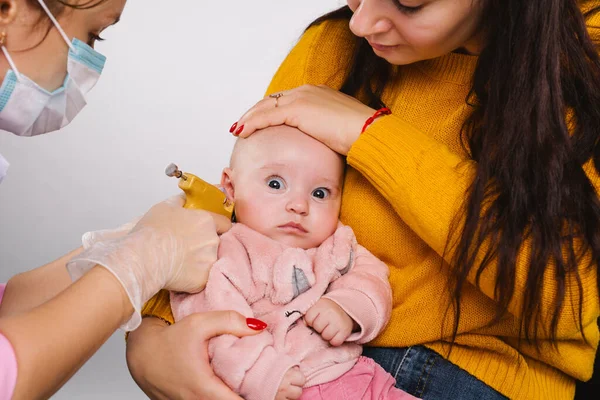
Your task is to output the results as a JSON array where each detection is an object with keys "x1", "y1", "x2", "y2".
[{"x1": 361, "y1": 107, "x2": 391, "y2": 134}]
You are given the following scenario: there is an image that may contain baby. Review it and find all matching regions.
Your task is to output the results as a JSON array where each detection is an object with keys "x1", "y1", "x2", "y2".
[{"x1": 170, "y1": 126, "x2": 417, "y2": 400}]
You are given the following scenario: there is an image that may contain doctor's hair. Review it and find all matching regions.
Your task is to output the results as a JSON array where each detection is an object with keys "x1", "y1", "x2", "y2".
[
  {"x1": 309, "y1": 0, "x2": 600, "y2": 351},
  {"x1": 24, "y1": 0, "x2": 108, "y2": 50},
  {"x1": 30, "y1": 0, "x2": 108, "y2": 25}
]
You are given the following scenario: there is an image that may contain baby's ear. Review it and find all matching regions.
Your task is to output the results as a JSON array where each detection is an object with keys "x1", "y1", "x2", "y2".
[{"x1": 220, "y1": 167, "x2": 236, "y2": 202}]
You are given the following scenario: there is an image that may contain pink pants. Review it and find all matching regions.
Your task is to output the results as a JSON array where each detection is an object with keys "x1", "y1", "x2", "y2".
[{"x1": 300, "y1": 356, "x2": 419, "y2": 400}]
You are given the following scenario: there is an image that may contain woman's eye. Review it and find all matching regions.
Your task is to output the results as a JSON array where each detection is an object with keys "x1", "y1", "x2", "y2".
[
  {"x1": 267, "y1": 177, "x2": 285, "y2": 190},
  {"x1": 395, "y1": 1, "x2": 423, "y2": 14},
  {"x1": 312, "y1": 188, "x2": 330, "y2": 199}
]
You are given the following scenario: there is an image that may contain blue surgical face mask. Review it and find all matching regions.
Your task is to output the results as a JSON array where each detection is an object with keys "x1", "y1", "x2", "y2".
[{"x1": 0, "y1": 0, "x2": 106, "y2": 136}]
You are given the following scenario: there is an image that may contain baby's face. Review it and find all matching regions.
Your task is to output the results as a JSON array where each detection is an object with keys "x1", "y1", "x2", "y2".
[{"x1": 222, "y1": 126, "x2": 344, "y2": 249}]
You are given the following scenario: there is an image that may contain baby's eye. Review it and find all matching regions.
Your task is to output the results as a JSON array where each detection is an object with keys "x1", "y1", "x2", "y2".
[
  {"x1": 312, "y1": 188, "x2": 330, "y2": 199},
  {"x1": 267, "y1": 177, "x2": 285, "y2": 190}
]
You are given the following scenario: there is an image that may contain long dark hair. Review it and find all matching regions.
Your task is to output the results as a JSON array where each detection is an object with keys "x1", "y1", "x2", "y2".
[{"x1": 310, "y1": 1, "x2": 600, "y2": 346}]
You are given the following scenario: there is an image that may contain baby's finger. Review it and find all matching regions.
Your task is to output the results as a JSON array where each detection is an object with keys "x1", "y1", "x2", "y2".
[
  {"x1": 320, "y1": 324, "x2": 338, "y2": 342},
  {"x1": 288, "y1": 367, "x2": 306, "y2": 387},
  {"x1": 311, "y1": 315, "x2": 329, "y2": 334},
  {"x1": 286, "y1": 385, "x2": 303, "y2": 400},
  {"x1": 303, "y1": 308, "x2": 317, "y2": 327},
  {"x1": 329, "y1": 330, "x2": 348, "y2": 347}
]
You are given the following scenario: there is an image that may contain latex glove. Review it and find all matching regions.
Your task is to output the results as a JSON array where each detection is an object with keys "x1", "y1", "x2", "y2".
[
  {"x1": 127, "y1": 310, "x2": 267, "y2": 400},
  {"x1": 81, "y1": 185, "x2": 223, "y2": 249},
  {"x1": 82, "y1": 217, "x2": 141, "y2": 249},
  {"x1": 275, "y1": 367, "x2": 305, "y2": 400},
  {"x1": 67, "y1": 195, "x2": 232, "y2": 330}
]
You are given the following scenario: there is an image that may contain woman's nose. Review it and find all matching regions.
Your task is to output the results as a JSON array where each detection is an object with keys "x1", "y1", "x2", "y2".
[{"x1": 349, "y1": 0, "x2": 394, "y2": 38}]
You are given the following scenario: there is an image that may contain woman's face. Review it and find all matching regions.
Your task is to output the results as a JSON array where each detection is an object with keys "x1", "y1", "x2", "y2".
[
  {"x1": 347, "y1": 0, "x2": 484, "y2": 65},
  {"x1": 0, "y1": 0, "x2": 126, "y2": 91}
]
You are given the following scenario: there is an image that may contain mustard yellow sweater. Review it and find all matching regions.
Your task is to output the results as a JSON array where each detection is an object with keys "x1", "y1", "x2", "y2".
[{"x1": 141, "y1": 7, "x2": 600, "y2": 399}]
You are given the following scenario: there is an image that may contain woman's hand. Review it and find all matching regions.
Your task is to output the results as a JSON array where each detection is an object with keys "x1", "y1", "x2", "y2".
[
  {"x1": 127, "y1": 311, "x2": 266, "y2": 400},
  {"x1": 232, "y1": 85, "x2": 376, "y2": 155}
]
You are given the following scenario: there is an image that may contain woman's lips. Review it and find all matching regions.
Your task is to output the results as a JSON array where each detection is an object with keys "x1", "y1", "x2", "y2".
[
  {"x1": 369, "y1": 42, "x2": 399, "y2": 52},
  {"x1": 278, "y1": 222, "x2": 308, "y2": 234}
]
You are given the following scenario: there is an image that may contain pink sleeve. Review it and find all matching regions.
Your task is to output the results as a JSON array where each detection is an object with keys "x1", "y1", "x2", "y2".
[
  {"x1": 0, "y1": 333, "x2": 17, "y2": 400},
  {"x1": 323, "y1": 245, "x2": 393, "y2": 344},
  {"x1": 0, "y1": 283, "x2": 6, "y2": 304}
]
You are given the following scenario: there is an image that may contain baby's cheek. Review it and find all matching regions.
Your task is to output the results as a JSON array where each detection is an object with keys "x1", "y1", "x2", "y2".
[
  {"x1": 235, "y1": 202, "x2": 270, "y2": 231},
  {"x1": 320, "y1": 208, "x2": 341, "y2": 238}
]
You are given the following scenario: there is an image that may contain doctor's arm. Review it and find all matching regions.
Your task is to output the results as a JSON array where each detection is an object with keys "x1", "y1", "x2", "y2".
[
  {"x1": 0, "y1": 247, "x2": 82, "y2": 318},
  {"x1": 0, "y1": 265, "x2": 133, "y2": 399}
]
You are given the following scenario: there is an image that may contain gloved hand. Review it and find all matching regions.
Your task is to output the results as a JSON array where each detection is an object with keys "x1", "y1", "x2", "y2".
[
  {"x1": 82, "y1": 217, "x2": 141, "y2": 250},
  {"x1": 81, "y1": 185, "x2": 227, "y2": 248},
  {"x1": 67, "y1": 195, "x2": 232, "y2": 330}
]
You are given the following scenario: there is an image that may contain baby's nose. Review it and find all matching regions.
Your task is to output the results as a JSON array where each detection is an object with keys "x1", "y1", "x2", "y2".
[{"x1": 286, "y1": 197, "x2": 309, "y2": 215}]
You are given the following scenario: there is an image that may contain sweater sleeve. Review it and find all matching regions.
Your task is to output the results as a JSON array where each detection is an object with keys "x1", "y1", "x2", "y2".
[
  {"x1": 347, "y1": 112, "x2": 599, "y2": 337},
  {"x1": 139, "y1": 289, "x2": 173, "y2": 326},
  {"x1": 323, "y1": 245, "x2": 392, "y2": 344}
]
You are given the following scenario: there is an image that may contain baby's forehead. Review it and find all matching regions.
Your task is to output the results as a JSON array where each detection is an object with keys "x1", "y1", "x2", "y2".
[{"x1": 231, "y1": 126, "x2": 343, "y2": 174}]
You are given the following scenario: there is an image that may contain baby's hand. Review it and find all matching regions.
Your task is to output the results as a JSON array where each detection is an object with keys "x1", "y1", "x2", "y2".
[
  {"x1": 276, "y1": 366, "x2": 305, "y2": 400},
  {"x1": 304, "y1": 298, "x2": 357, "y2": 346}
]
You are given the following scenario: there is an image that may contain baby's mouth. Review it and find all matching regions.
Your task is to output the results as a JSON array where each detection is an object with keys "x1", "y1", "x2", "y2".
[{"x1": 278, "y1": 222, "x2": 308, "y2": 234}]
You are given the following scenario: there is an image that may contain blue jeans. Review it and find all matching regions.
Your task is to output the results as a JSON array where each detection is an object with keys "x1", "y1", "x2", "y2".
[{"x1": 362, "y1": 346, "x2": 508, "y2": 400}]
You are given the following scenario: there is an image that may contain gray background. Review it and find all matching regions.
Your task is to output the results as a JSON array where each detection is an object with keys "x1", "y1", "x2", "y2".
[{"x1": 0, "y1": 0, "x2": 343, "y2": 397}]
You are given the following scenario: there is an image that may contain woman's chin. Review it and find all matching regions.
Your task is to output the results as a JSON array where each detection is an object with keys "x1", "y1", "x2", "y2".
[{"x1": 374, "y1": 49, "x2": 421, "y2": 66}]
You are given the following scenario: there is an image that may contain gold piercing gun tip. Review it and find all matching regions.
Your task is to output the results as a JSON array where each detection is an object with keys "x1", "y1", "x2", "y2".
[{"x1": 165, "y1": 163, "x2": 186, "y2": 180}]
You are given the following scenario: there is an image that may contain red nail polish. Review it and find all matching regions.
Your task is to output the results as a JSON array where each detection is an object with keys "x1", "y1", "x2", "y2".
[
  {"x1": 229, "y1": 122, "x2": 238, "y2": 133},
  {"x1": 235, "y1": 125, "x2": 244, "y2": 136},
  {"x1": 246, "y1": 317, "x2": 267, "y2": 330}
]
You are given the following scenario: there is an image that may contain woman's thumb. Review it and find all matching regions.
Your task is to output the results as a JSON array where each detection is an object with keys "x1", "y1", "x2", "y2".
[{"x1": 195, "y1": 310, "x2": 267, "y2": 339}]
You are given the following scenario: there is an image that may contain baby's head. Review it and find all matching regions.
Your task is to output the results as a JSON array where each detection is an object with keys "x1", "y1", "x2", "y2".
[{"x1": 221, "y1": 125, "x2": 345, "y2": 249}]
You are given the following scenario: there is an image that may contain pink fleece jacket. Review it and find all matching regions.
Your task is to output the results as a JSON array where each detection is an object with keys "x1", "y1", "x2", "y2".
[{"x1": 171, "y1": 223, "x2": 392, "y2": 400}]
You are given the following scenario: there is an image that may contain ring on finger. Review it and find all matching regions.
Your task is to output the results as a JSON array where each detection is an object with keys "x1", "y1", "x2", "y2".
[{"x1": 269, "y1": 92, "x2": 284, "y2": 107}]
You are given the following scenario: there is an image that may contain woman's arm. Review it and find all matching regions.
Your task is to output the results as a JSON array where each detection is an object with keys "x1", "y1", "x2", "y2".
[
  {"x1": 127, "y1": 312, "x2": 263, "y2": 400},
  {"x1": 0, "y1": 247, "x2": 82, "y2": 318},
  {"x1": 0, "y1": 265, "x2": 132, "y2": 399}
]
